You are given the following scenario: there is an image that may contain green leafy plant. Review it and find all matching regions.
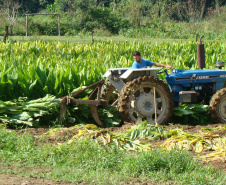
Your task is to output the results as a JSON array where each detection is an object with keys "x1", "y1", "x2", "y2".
[
  {"x1": 171, "y1": 103, "x2": 212, "y2": 125},
  {"x1": 0, "y1": 95, "x2": 60, "y2": 127}
]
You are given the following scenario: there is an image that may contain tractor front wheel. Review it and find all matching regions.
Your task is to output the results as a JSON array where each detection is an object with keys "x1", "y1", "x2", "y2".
[
  {"x1": 118, "y1": 76, "x2": 174, "y2": 125},
  {"x1": 210, "y1": 88, "x2": 226, "y2": 123}
]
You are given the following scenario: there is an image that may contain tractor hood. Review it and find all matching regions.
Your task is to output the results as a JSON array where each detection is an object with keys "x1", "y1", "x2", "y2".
[{"x1": 166, "y1": 68, "x2": 226, "y2": 84}]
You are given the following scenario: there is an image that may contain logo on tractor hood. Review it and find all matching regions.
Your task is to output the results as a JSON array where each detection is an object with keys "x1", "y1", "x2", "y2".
[
  {"x1": 196, "y1": 76, "x2": 209, "y2": 79},
  {"x1": 174, "y1": 74, "x2": 226, "y2": 81}
]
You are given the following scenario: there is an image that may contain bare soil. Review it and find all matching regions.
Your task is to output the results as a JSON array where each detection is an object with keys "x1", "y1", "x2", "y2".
[
  {"x1": 1, "y1": 123, "x2": 225, "y2": 184},
  {"x1": 0, "y1": 173, "x2": 161, "y2": 185},
  {"x1": 0, "y1": 173, "x2": 78, "y2": 185}
]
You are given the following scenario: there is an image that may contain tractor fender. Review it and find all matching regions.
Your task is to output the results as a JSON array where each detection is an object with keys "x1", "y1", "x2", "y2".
[{"x1": 103, "y1": 68, "x2": 160, "y2": 92}]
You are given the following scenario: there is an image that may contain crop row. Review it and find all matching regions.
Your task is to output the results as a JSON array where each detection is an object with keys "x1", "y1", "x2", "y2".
[{"x1": 0, "y1": 40, "x2": 225, "y2": 100}]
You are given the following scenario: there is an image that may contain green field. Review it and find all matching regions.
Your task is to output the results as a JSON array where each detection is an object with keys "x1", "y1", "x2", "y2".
[
  {"x1": 0, "y1": 39, "x2": 225, "y2": 100},
  {"x1": 0, "y1": 38, "x2": 226, "y2": 184},
  {"x1": 0, "y1": 38, "x2": 225, "y2": 126},
  {"x1": 0, "y1": 1, "x2": 226, "y2": 183}
]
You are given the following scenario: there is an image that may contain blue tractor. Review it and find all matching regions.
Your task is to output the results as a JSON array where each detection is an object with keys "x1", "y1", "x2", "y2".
[
  {"x1": 101, "y1": 36, "x2": 226, "y2": 125},
  {"x1": 165, "y1": 64, "x2": 226, "y2": 123}
]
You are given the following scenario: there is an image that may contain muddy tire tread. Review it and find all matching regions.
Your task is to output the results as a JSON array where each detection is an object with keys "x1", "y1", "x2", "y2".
[
  {"x1": 118, "y1": 76, "x2": 174, "y2": 125},
  {"x1": 209, "y1": 88, "x2": 226, "y2": 123}
]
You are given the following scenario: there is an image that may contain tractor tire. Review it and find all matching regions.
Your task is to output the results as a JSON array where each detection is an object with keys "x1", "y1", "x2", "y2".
[
  {"x1": 118, "y1": 76, "x2": 174, "y2": 125},
  {"x1": 101, "y1": 81, "x2": 118, "y2": 106},
  {"x1": 209, "y1": 88, "x2": 226, "y2": 123}
]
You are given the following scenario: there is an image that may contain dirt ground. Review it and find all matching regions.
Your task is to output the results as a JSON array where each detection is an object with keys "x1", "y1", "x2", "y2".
[
  {"x1": 0, "y1": 173, "x2": 78, "y2": 185},
  {"x1": 0, "y1": 173, "x2": 160, "y2": 185},
  {"x1": 1, "y1": 123, "x2": 226, "y2": 184}
]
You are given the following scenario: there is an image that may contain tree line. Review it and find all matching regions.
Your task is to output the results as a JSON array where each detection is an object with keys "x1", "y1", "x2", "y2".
[{"x1": 0, "y1": 0, "x2": 225, "y2": 36}]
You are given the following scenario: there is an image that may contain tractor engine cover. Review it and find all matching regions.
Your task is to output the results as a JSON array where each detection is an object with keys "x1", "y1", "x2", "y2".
[{"x1": 179, "y1": 91, "x2": 197, "y2": 103}]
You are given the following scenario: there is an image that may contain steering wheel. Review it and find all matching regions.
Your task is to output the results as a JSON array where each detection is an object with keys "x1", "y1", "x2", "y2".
[{"x1": 157, "y1": 67, "x2": 168, "y2": 74}]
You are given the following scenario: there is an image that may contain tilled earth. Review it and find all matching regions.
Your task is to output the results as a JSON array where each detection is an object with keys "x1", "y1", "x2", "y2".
[{"x1": 1, "y1": 123, "x2": 226, "y2": 184}]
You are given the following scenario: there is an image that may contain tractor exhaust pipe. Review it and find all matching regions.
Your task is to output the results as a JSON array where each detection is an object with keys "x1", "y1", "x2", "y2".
[{"x1": 197, "y1": 35, "x2": 205, "y2": 69}]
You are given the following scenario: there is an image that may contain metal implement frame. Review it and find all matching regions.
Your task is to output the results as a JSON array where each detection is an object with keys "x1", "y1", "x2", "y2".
[{"x1": 59, "y1": 80, "x2": 107, "y2": 127}]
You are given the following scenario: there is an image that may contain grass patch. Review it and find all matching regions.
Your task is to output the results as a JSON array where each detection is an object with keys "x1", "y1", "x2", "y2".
[
  {"x1": 6, "y1": 35, "x2": 212, "y2": 44},
  {"x1": 0, "y1": 125, "x2": 225, "y2": 184}
]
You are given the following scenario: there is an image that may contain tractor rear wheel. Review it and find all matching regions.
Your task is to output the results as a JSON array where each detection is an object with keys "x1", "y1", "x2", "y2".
[
  {"x1": 209, "y1": 88, "x2": 226, "y2": 123},
  {"x1": 118, "y1": 76, "x2": 174, "y2": 125}
]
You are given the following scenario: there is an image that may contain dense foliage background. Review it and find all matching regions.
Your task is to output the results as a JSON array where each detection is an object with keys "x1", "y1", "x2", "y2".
[{"x1": 0, "y1": 0, "x2": 226, "y2": 39}]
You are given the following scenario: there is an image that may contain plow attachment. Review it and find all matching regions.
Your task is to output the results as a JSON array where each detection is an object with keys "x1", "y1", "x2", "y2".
[{"x1": 59, "y1": 80, "x2": 107, "y2": 127}]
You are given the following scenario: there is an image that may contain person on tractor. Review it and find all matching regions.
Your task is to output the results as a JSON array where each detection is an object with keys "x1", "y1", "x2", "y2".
[{"x1": 132, "y1": 51, "x2": 172, "y2": 69}]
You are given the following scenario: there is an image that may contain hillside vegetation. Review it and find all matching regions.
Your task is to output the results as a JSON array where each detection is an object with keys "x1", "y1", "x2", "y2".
[{"x1": 0, "y1": 0, "x2": 225, "y2": 39}]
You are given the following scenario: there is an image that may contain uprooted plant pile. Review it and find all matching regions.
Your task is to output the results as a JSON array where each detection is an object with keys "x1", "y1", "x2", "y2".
[{"x1": 40, "y1": 122, "x2": 226, "y2": 163}]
